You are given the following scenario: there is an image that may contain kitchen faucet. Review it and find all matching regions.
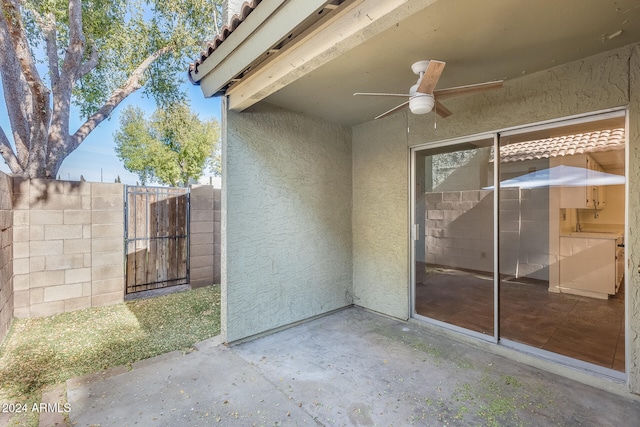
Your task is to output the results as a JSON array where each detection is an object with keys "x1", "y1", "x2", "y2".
[{"x1": 576, "y1": 210, "x2": 582, "y2": 232}]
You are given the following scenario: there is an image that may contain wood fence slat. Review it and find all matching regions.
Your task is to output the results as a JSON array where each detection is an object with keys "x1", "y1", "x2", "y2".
[
  {"x1": 124, "y1": 186, "x2": 190, "y2": 294},
  {"x1": 168, "y1": 195, "x2": 177, "y2": 281}
]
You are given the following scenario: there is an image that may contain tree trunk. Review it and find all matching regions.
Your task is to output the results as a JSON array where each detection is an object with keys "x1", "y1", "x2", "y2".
[{"x1": 0, "y1": 1, "x2": 174, "y2": 179}]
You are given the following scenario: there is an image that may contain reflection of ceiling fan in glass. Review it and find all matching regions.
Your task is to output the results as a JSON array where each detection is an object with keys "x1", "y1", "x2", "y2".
[{"x1": 354, "y1": 60, "x2": 503, "y2": 120}]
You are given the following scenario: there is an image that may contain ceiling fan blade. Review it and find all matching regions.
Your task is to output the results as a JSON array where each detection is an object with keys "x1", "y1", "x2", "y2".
[
  {"x1": 434, "y1": 100, "x2": 452, "y2": 118},
  {"x1": 354, "y1": 92, "x2": 411, "y2": 97},
  {"x1": 375, "y1": 100, "x2": 409, "y2": 120},
  {"x1": 433, "y1": 80, "x2": 503, "y2": 99},
  {"x1": 417, "y1": 60, "x2": 446, "y2": 94}
]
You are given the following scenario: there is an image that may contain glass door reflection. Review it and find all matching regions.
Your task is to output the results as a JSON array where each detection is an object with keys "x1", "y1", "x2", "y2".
[
  {"x1": 414, "y1": 138, "x2": 495, "y2": 337},
  {"x1": 498, "y1": 117, "x2": 626, "y2": 372}
]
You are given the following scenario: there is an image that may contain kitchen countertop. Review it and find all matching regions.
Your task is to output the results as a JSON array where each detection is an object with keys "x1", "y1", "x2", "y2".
[{"x1": 560, "y1": 230, "x2": 623, "y2": 239}]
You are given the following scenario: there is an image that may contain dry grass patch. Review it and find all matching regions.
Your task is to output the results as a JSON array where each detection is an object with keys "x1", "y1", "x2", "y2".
[{"x1": 0, "y1": 285, "x2": 220, "y2": 426}]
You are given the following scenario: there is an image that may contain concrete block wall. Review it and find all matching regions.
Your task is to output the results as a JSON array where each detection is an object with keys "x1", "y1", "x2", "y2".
[
  {"x1": 424, "y1": 188, "x2": 550, "y2": 280},
  {"x1": 189, "y1": 185, "x2": 221, "y2": 287},
  {"x1": 0, "y1": 171, "x2": 13, "y2": 342},
  {"x1": 91, "y1": 183, "x2": 125, "y2": 307},
  {"x1": 425, "y1": 190, "x2": 494, "y2": 273},
  {"x1": 12, "y1": 179, "x2": 124, "y2": 318}
]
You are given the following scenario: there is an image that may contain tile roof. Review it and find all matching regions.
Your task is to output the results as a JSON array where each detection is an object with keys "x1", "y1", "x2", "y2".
[
  {"x1": 188, "y1": 0, "x2": 262, "y2": 83},
  {"x1": 497, "y1": 128, "x2": 625, "y2": 163}
]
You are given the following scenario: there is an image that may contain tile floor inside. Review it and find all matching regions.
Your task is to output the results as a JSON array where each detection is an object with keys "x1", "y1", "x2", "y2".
[{"x1": 415, "y1": 265, "x2": 625, "y2": 372}]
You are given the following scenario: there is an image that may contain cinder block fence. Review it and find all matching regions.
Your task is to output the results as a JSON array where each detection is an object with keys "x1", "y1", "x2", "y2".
[
  {"x1": 0, "y1": 171, "x2": 220, "y2": 343},
  {"x1": 0, "y1": 173, "x2": 13, "y2": 341},
  {"x1": 12, "y1": 179, "x2": 124, "y2": 318},
  {"x1": 189, "y1": 185, "x2": 221, "y2": 287}
]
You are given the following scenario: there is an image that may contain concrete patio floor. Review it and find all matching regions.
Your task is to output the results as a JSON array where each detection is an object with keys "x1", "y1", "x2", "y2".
[{"x1": 66, "y1": 307, "x2": 640, "y2": 426}]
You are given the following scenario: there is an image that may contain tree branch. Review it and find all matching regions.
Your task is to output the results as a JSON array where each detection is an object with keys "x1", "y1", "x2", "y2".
[
  {"x1": 46, "y1": 0, "x2": 87, "y2": 176},
  {"x1": 30, "y1": 8, "x2": 60, "y2": 87},
  {"x1": 76, "y1": 45, "x2": 98, "y2": 80},
  {"x1": 212, "y1": 7, "x2": 220, "y2": 36},
  {"x1": 63, "y1": 0, "x2": 85, "y2": 79},
  {"x1": 0, "y1": 3, "x2": 31, "y2": 170},
  {"x1": 43, "y1": 14, "x2": 60, "y2": 88},
  {"x1": 2, "y1": 0, "x2": 51, "y2": 176},
  {"x1": 1, "y1": 0, "x2": 50, "y2": 116},
  {"x1": 0, "y1": 125, "x2": 23, "y2": 174},
  {"x1": 70, "y1": 45, "x2": 173, "y2": 151}
]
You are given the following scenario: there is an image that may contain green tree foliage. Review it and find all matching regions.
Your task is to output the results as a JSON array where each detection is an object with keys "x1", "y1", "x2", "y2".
[
  {"x1": 115, "y1": 103, "x2": 219, "y2": 187},
  {"x1": 0, "y1": 0, "x2": 222, "y2": 178}
]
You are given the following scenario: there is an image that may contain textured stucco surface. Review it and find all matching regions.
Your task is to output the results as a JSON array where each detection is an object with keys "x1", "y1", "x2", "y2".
[
  {"x1": 223, "y1": 102, "x2": 352, "y2": 342},
  {"x1": 351, "y1": 43, "x2": 640, "y2": 393},
  {"x1": 627, "y1": 44, "x2": 640, "y2": 393},
  {"x1": 223, "y1": 43, "x2": 640, "y2": 394},
  {"x1": 352, "y1": 117, "x2": 409, "y2": 320}
]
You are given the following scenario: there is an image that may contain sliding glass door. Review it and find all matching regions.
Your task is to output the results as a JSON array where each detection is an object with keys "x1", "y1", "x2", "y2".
[
  {"x1": 412, "y1": 136, "x2": 495, "y2": 338},
  {"x1": 498, "y1": 115, "x2": 626, "y2": 372},
  {"x1": 412, "y1": 111, "x2": 626, "y2": 375}
]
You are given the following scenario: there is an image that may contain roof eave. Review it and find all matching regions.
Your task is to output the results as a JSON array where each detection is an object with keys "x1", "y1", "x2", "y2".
[{"x1": 189, "y1": 0, "x2": 331, "y2": 96}]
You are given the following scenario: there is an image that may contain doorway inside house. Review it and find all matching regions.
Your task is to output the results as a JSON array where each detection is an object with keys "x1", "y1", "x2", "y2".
[{"x1": 412, "y1": 111, "x2": 626, "y2": 376}]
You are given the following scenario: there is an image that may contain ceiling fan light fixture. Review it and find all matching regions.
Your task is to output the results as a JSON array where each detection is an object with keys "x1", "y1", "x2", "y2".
[
  {"x1": 409, "y1": 93, "x2": 435, "y2": 114},
  {"x1": 355, "y1": 58, "x2": 503, "y2": 120}
]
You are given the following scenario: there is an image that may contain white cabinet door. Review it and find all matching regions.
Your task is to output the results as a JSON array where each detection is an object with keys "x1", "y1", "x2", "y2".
[
  {"x1": 554, "y1": 154, "x2": 606, "y2": 209},
  {"x1": 559, "y1": 236, "x2": 616, "y2": 296}
]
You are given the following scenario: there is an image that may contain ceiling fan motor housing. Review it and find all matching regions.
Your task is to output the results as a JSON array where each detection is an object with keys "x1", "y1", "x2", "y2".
[
  {"x1": 411, "y1": 60, "x2": 431, "y2": 75},
  {"x1": 409, "y1": 83, "x2": 435, "y2": 114}
]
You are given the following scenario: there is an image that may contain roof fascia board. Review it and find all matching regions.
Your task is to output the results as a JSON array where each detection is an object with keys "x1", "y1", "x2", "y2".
[
  {"x1": 223, "y1": 0, "x2": 440, "y2": 112},
  {"x1": 191, "y1": 0, "x2": 286, "y2": 85},
  {"x1": 194, "y1": 0, "x2": 329, "y2": 91}
]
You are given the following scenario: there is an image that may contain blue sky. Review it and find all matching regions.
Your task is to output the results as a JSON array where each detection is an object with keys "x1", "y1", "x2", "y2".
[{"x1": 0, "y1": 79, "x2": 222, "y2": 185}]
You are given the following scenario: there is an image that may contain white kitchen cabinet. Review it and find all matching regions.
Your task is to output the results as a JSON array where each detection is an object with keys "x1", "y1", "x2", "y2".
[
  {"x1": 556, "y1": 233, "x2": 621, "y2": 299},
  {"x1": 553, "y1": 154, "x2": 606, "y2": 209}
]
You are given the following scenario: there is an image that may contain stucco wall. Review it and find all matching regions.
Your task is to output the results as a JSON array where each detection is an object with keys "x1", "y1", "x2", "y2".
[
  {"x1": 352, "y1": 117, "x2": 409, "y2": 320},
  {"x1": 224, "y1": 102, "x2": 353, "y2": 342},
  {"x1": 0, "y1": 171, "x2": 13, "y2": 342},
  {"x1": 627, "y1": 44, "x2": 640, "y2": 394},
  {"x1": 352, "y1": 43, "x2": 640, "y2": 392}
]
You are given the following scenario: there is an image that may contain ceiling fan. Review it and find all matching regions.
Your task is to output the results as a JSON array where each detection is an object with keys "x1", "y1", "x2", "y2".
[{"x1": 354, "y1": 60, "x2": 503, "y2": 120}]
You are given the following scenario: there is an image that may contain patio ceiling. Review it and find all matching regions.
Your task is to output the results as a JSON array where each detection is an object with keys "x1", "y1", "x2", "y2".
[{"x1": 199, "y1": 0, "x2": 640, "y2": 126}]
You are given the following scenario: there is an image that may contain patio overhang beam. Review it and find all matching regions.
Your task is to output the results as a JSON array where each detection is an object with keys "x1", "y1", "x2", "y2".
[{"x1": 198, "y1": 0, "x2": 440, "y2": 112}]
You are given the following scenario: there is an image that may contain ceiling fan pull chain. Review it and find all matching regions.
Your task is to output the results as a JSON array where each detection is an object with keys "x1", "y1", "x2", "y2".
[{"x1": 434, "y1": 104, "x2": 437, "y2": 130}]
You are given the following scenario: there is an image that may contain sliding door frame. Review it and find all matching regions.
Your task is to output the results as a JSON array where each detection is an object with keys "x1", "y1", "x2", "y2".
[
  {"x1": 409, "y1": 107, "x2": 628, "y2": 381},
  {"x1": 409, "y1": 132, "x2": 498, "y2": 344}
]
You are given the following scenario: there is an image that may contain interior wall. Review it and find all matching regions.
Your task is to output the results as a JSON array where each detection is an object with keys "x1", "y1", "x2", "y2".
[
  {"x1": 351, "y1": 43, "x2": 640, "y2": 392},
  {"x1": 223, "y1": 102, "x2": 353, "y2": 342}
]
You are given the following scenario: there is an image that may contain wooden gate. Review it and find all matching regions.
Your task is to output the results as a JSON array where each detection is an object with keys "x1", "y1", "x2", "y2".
[{"x1": 124, "y1": 186, "x2": 190, "y2": 294}]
